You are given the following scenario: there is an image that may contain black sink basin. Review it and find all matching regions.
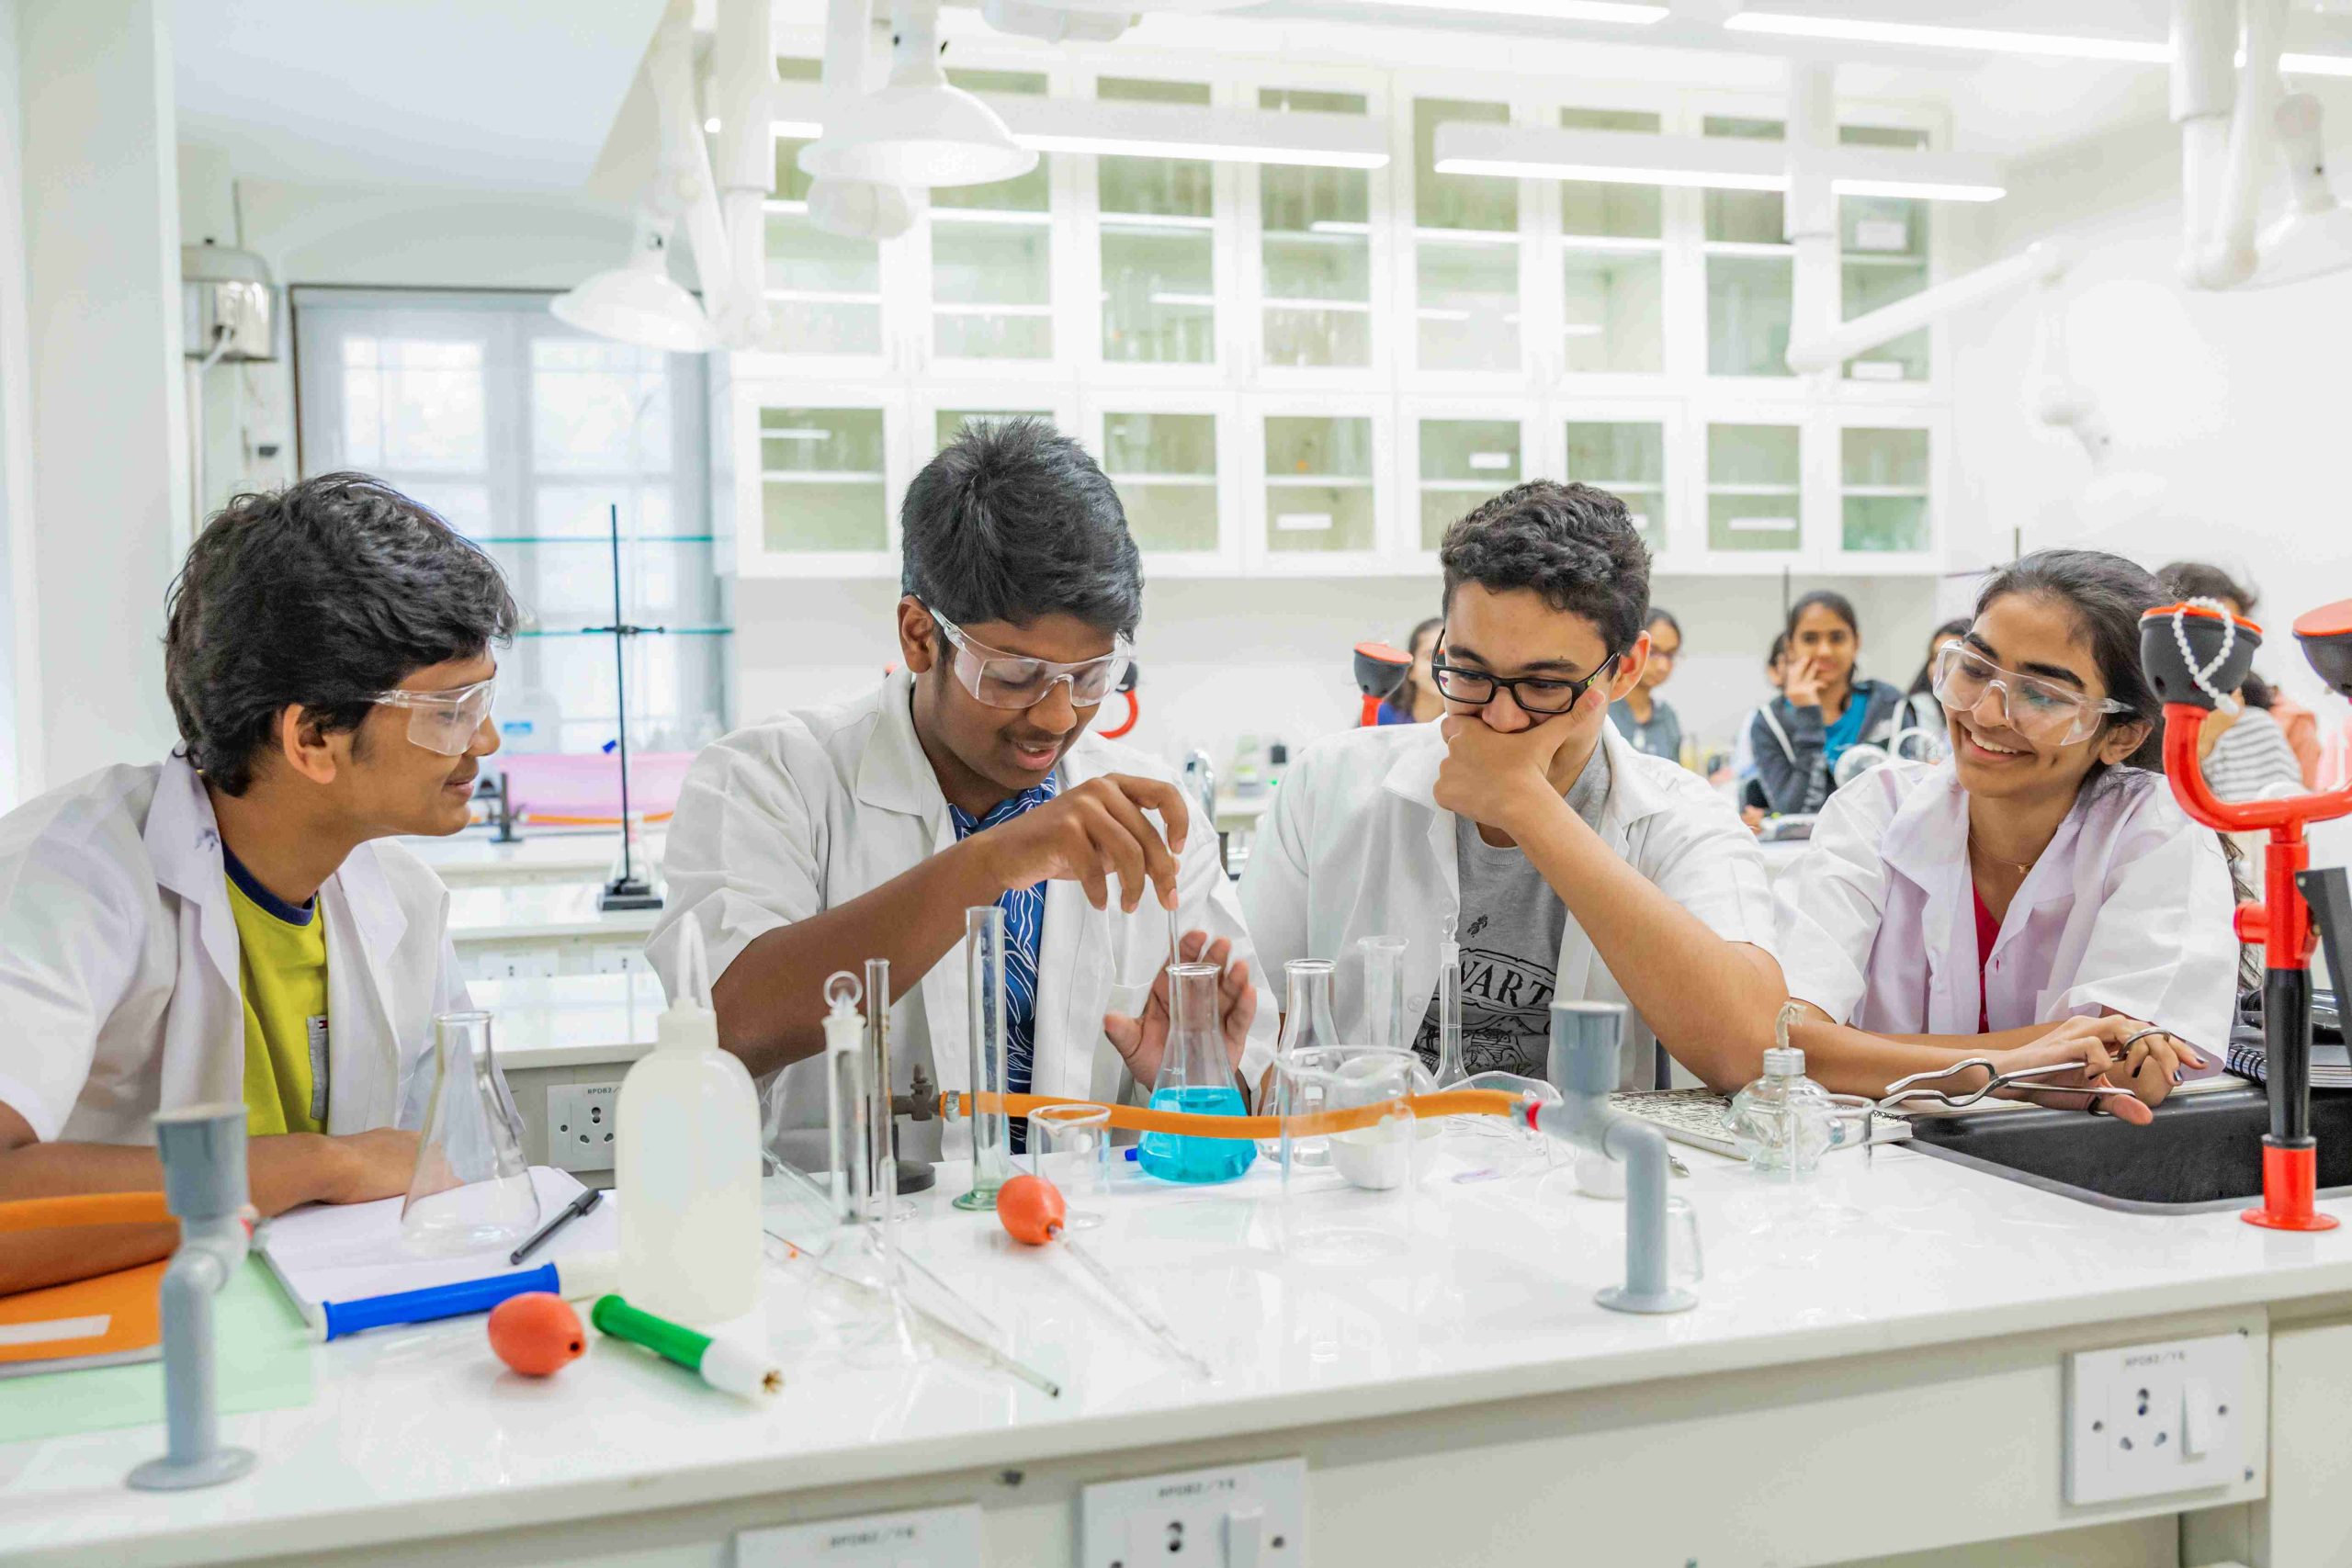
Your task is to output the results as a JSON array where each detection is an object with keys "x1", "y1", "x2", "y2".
[{"x1": 1905, "y1": 1085, "x2": 2352, "y2": 1213}]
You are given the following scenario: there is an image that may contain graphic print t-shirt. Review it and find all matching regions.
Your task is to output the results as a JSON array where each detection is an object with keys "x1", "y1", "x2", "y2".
[{"x1": 1413, "y1": 744, "x2": 1610, "y2": 1080}]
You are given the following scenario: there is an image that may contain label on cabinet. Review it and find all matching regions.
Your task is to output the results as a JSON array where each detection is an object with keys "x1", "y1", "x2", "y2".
[
  {"x1": 1274, "y1": 513, "x2": 1334, "y2": 533},
  {"x1": 1849, "y1": 360, "x2": 1907, "y2": 382},
  {"x1": 739, "y1": 1505, "x2": 981, "y2": 1567},
  {"x1": 1468, "y1": 452, "x2": 1512, "y2": 471},
  {"x1": 1853, "y1": 217, "x2": 1910, "y2": 252}
]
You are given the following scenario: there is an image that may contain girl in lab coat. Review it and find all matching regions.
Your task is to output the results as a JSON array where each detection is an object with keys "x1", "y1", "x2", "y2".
[{"x1": 1774, "y1": 550, "x2": 2240, "y2": 1122}]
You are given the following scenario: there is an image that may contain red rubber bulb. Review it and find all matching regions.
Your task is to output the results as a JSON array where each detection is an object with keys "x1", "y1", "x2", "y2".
[
  {"x1": 488, "y1": 1292, "x2": 586, "y2": 1377},
  {"x1": 996, "y1": 1174, "x2": 1067, "y2": 1246}
]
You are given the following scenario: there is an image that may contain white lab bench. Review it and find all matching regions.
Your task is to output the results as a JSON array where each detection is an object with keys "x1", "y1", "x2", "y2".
[
  {"x1": 448, "y1": 883, "x2": 663, "y2": 982},
  {"x1": 475, "y1": 972, "x2": 666, "y2": 1186},
  {"x1": 405, "y1": 830, "x2": 655, "y2": 890},
  {"x1": 14, "y1": 1136, "x2": 2352, "y2": 1568}
]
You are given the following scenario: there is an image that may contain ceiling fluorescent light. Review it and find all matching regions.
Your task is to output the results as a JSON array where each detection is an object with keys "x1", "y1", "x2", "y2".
[
  {"x1": 1347, "y1": 0, "x2": 1665, "y2": 17},
  {"x1": 1435, "y1": 122, "x2": 2006, "y2": 203},
  {"x1": 1722, "y1": 12, "x2": 2170, "y2": 62},
  {"x1": 999, "y1": 96, "x2": 1391, "y2": 169}
]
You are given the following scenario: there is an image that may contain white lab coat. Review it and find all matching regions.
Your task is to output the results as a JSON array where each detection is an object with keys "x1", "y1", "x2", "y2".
[
  {"x1": 646, "y1": 670, "x2": 1279, "y2": 1160},
  {"x1": 0, "y1": 756, "x2": 469, "y2": 1145},
  {"x1": 1773, "y1": 760, "x2": 2240, "y2": 1051},
  {"x1": 1238, "y1": 717, "x2": 1781, "y2": 1090}
]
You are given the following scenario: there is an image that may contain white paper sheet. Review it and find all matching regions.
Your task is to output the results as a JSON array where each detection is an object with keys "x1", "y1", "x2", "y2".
[{"x1": 258, "y1": 1168, "x2": 616, "y2": 1310}]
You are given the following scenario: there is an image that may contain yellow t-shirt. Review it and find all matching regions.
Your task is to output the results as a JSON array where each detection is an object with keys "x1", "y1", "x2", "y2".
[{"x1": 225, "y1": 859, "x2": 329, "y2": 1137}]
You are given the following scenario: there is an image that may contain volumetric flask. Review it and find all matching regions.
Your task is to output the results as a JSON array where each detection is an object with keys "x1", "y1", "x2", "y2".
[
  {"x1": 1276, "y1": 1045, "x2": 1420, "y2": 1262},
  {"x1": 956, "y1": 906, "x2": 1015, "y2": 1212},
  {"x1": 401, "y1": 1011, "x2": 541, "y2": 1256},
  {"x1": 1138, "y1": 964, "x2": 1255, "y2": 1184},
  {"x1": 1356, "y1": 935, "x2": 1409, "y2": 1054},
  {"x1": 1032, "y1": 1102, "x2": 1111, "y2": 1229}
]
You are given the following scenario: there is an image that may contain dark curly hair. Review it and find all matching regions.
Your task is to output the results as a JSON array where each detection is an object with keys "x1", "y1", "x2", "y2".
[
  {"x1": 1437, "y1": 480, "x2": 1650, "y2": 654},
  {"x1": 164, "y1": 473, "x2": 517, "y2": 795}
]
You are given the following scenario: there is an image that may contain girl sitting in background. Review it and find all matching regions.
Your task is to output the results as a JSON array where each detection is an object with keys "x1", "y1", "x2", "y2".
[
  {"x1": 1377, "y1": 616, "x2": 1445, "y2": 725},
  {"x1": 1609, "y1": 606, "x2": 1686, "y2": 763},
  {"x1": 1747, "y1": 591, "x2": 1906, "y2": 816},
  {"x1": 2156, "y1": 561, "x2": 2317, "y2": 798},
  {"x1": 1735, "y1": 633, "x2": 1788, "y2": 829},
  {"x1": 1773, "y1": 550, "x2": 2238, "y2": 1120},
  {"x1": 1902, "y1": 618, "x2": 1971, "y2": 745}
]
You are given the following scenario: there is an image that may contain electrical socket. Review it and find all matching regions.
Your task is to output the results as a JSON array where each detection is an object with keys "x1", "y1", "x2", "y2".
[
  {"x1": 2065, "y1": 1332, "x2": 2250, "y2": 1506},
  {"x1": 547, "y1": 1083, "x2": 620, "y2": 1173},
  {"x1": 1080, "y1": 1458, "x2": 1305, "y2": 1568}
]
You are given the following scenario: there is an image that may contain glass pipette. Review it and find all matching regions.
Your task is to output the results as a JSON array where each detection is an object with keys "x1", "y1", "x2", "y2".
[{"x1": 997, "y1": 1174, "x2": 1214, "y2": 1381}]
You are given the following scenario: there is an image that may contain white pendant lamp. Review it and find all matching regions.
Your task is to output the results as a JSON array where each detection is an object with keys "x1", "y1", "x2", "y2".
[
  {"x1": 808, "y1": 178, "x2": 924, "y2": 241},
  {"x1": 797, "y1": 0, "x2": 1035, "y2": 190},
  {"x1": 551, "y1": 215, "x2": 717, "y2": 354}
]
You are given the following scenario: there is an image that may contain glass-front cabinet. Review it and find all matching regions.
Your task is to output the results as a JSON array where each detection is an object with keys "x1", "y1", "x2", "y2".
[
  {"x1": 1704, "y1": 418, "x2": 1803, "y2": 559},
  {"x1": 1412, "y1": 97, "x2": 1521, "y2": 376},
  {"x1": 1089, "y1": 391, "x2": 1239, "y2": 573},
  {"x1": 1838, "y1": 125, "x2": 1933, "y2": 384},
  {"x1": 1258, "y1": 86, "x2": 1375, "y2": 373},
  {"x1": 1560, "y1": 413, "x2": 1670, "y2": 558},
  {"x1": 728, "y1": 382, "x2": 904, "y2": 576},
  {"x1": 1249, "y1": 399, "x2": 1387, "y2": 570},
  {"x1": 1557, "y1": 106, "x2": 1665, "y2": 378},
  {"x1": 1702, "y1": 116, "x2": 1793, "y2": 381},
  {"x1": 1411, "y1": 410, "x2": 1525, "y2": 554},
  {"x1": 760, "y1": 58, "x2": 886, "y2": 367},
  {"x1": 1096, "y1": 78, "x2": 1219, "y2": 369},
  {"x1": 1838, "y1": 416, "x2": 1937, "y2": 559},
  {"x1": 930, "y1": 69, "x2": 1057, "y2": 365}
]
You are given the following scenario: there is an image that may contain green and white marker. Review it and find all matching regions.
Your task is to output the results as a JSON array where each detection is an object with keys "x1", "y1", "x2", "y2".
[{"x1": 590, "y1": 1294, "x2": 781, "y2": 1401}]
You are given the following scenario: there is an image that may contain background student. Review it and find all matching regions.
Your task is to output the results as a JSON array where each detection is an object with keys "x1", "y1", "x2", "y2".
[
  {"x1": 1609, "y1": 606, "x2": 1685, "y2": 764},
  {"x1": 1735, "y1": 632, "x2": 1788, "y2": 829},
  {"x1": 650, "y1": 420, "x2": 1275, "y2": 1163},
  {"x1": 1377, "y1": 616, "x2": 1446, "y2": 725},
  {"x1": 1773, "y1": 550, "x2": 2240, "y2": 1119},
  {"x1": 1242, "y1": 481, "x2": 1783, "y2": 1093},
  {"x1": 1747, "y1": 590, "x2": 1906, "y2": 816},
  {"x1": 2156, "y1": 560, "x2": 2318, "y2": 798},
  {"x1": 1902, "y1": 618, "x2": 1971, "y2": 742},
  {"x1": 0, "y1": 475, "x2": 507, "y2": 1294}
]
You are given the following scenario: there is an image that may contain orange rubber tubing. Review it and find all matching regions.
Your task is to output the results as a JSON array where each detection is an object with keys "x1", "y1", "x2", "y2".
[
  {"x1": 0, "y1": 1191, "x2": 171, "y2": 1234},
  {"x1": 944, "y1": 1088, "x2": 1529, "y2": 1140}
]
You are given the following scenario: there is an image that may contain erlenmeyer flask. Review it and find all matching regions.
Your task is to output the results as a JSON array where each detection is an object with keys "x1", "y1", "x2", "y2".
[
  {"x1": 1137, "y1": 963, "x2": 1255, "y2": 1184},
  {"x1": 401, "y1": 1011, "x2": 541, "y2": 1256}
]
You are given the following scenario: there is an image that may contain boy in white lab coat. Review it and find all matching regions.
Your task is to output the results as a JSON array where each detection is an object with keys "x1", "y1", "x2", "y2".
[
  {"x1": 1241, "y1": 480, "x2": 1786, "y2": 1093},
  {"x1": 0, "y1": 474, "x2": 510, "y2": 1293},
  {"x1": 649, "y1": 419, "x2": 1275, "y2": 1161}
]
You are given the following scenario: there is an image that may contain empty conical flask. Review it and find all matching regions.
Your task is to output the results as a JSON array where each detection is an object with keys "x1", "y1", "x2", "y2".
[{"x1": 401, "y1": 1011, "x2": 541, "y2": 1256}]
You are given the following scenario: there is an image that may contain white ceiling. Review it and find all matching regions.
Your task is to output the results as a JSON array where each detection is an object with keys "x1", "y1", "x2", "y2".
[
  {"x1": 176, "y1": 0, "x2": 2334, "y2": 192},
  {"x1": 174, "y1": 0, "x2": 667, "y2": 189}
]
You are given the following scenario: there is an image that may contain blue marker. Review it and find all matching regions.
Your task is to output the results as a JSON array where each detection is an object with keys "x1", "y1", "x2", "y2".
[{"x1": 315, "y1": 1252, "x2": 617, "y2": 1341}]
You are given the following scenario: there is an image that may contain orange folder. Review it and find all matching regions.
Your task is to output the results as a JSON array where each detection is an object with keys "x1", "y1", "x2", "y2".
[{"x1": 0, "y1": 1259, "x2": 165, "y2": 1371}]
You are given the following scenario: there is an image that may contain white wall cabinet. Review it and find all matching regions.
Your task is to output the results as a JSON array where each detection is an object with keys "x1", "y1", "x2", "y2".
[{"x1": 722, "y1": 51, "x2": 1961, "y2": 583}]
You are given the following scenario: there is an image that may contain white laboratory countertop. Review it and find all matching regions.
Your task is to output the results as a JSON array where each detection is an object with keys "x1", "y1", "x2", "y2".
[
  {"x1": 446, "y1": 882, "x2": 664, "y2": 944},
  {"x1": 9, "y1": 1134, "x2": 2352, "y2": 1566},
  {"x1": 405, "y1": 831, "x2": 659, "y2": 887},
  {"x1": 472, "y1": 972, "x2": 669, "y2": 1069}
]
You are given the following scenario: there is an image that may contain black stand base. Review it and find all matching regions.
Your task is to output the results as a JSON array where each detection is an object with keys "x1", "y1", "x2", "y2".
[
  {"x1": 598, "y1": 875, "x2": 664, "y2": 913},
  {"x1": 895, "y1": 1157, "x2": 936, "y2": 1195}
]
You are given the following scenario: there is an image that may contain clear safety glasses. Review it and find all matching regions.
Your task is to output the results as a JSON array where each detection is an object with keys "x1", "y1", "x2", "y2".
[
  {"x1": 1930, "y1": 644, "x2": 2131, "y2": 746},
  {"x1": 373, "y1": 677, "x2": 497, "y2": 756},
  {"x1": 925, "y1": 606, "x2": 1134, "y2": 712}
]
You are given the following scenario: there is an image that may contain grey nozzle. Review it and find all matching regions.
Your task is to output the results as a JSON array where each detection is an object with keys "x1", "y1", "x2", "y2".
[{"x1": 151, "y1": 1104, "x2": 248, "y2": 1222}]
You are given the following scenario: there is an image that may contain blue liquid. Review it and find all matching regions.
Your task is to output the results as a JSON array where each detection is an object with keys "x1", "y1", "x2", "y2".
[{"x1": 1137, "y1": 1086, "x2": 1257, "y2": 1184}]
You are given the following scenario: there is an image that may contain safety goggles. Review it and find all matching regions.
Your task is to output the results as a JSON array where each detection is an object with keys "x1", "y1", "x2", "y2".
[
  {"x1": 1430, "y1": 647, "x2": 1620, "y2": 716},
  {"x1": 372, "y1": 676, "x2": 497, "y2": 756},
  {"x1": 925, "y1": 606, "x2": 1134, "y2": 711},
  {"x1": 1930, "y1": 644, "x2": 2132, "y2": 746}
]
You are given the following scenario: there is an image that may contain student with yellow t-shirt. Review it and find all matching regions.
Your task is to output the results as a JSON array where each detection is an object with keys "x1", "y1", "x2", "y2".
[{"x1": 0, "y1": 473, "x2": 515, "y2": 1294}]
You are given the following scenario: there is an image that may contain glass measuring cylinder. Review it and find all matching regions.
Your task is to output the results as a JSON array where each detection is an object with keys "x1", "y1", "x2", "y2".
[{"x1": 956, "y1": 906, "x2": 1016, "y2": 1212}]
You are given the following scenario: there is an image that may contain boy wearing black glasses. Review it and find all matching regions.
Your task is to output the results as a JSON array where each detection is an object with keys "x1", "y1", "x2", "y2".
[
  {"x1": 650, "y1": 419, "x2": 1275, "y2": 1163},
  {"x1": 1240, "y1": 480, "x2": 1784, "y2": 1092}
]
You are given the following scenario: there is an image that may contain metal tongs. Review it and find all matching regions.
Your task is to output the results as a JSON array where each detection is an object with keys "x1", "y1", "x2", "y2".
[{"x1": 1863, "y1": 1057, "x2": 2142, "y2": 1162}]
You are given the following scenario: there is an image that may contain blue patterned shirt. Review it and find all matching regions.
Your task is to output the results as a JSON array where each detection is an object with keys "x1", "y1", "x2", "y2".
[{"x1": 949, "y1": 773, "x2": 1058, "y2": 1152}]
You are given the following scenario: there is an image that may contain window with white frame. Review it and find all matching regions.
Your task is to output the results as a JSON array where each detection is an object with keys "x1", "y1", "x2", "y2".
[{"x1": 292, "y1": 288, "x2": 726, "y2": 758}]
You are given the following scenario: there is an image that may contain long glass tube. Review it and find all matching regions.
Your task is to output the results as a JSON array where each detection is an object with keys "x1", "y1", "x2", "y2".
[
  {"x1": 956, "y1": 906, "x2": 1014, "y2": 1212},
  {"x1": 863, "y1": 957, "x2": 897, "y2": 1221},
  {"x1": 1434, "y1": 919, "x2": 1467, "y2": 1089}
]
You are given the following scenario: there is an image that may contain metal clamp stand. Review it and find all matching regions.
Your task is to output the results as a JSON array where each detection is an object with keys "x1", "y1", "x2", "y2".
[
  {"x1": 128, "y1": 1105, "x2": 257, "y2": 1492},
  {"x1": 588, "y1": 501, "x2": 664, "y2": 913},
  {"x1": 2141, "y1": 597, "x2": 2352, "y2": 1232}
]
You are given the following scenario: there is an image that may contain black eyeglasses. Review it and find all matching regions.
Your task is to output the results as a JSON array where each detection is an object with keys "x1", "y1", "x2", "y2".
[{"x1": 1430, "y1": 650, "x2": 1621, "y2": 716}]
